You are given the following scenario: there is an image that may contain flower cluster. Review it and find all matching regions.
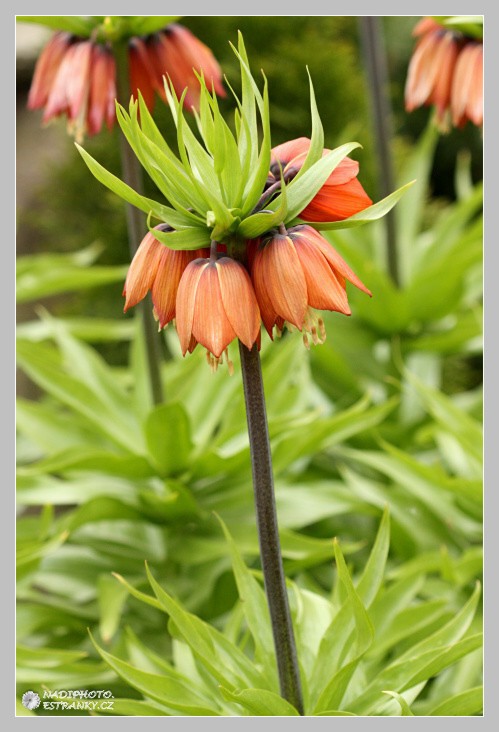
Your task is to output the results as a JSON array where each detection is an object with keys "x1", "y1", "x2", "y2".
[
  {"x1": 27, "y1": 24, "x2": 224, "y2": 142},
  {"x1": 124, "y1": 140, "x2": 372, "y2": 371},
  {"x1": 404, "y1": 17, "x2": 483, "y2": 130}
]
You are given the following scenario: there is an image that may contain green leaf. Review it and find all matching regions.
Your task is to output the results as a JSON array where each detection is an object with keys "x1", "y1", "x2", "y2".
[
  {"x1": 349, "y1": 584, "x2": 481, "y2": 715},
  {"x1": 90, "y1": 634, "x2": 219, "y2": 715},
  {"x1": 19, "y1": 447, "x2": 154, "y2": 479},
  {"x1": 17, "y1": 15, "x2": 96, "y2": 35},
  {"x1": 145, "y1": 564, "x2": 262, "y2": 689},
  {"x1": 75, "y1": 143, "x2": 188, "y2": 227},
  {"x1": 292, "y1": 70, "x2": 324, "y2": 180},
  {"x1": 16, "y1": 246, "x2": 127, "y2": 302},
  {"x1": 95, "y1": 698, "x2": 169, "y2": 716},
  {"x1": 144, "y1": 403, "x2": 193, "y2": 475},
  {"x1": 217, "y1": 517, "x2": 277, "y2": 687},
  {"x1": 127, "y1": 16, "x2": 179, "y2": 35},
  {"x1": 240, "y1": 78, "x2": 272, "y2": 216},
  {"x1": 146, "y1": 223, "x2": 211, "y2": 251},
  {"x1": 111, "y1": 572, "x2": 163, "y2": 611},
  {"x1": 312, "y1": 539, "x2": 374, "y2": 712},
  {"x1": 219, "y1": 687, "x2": 300, "y2": 716},
  {"x1": 356, "y1": 506, "x2": 390, "y2": 606},
  {"x1": 17, "y1": 317, "x2": 135, "y2": 343},
  {"x1": 308, "y1": 181, "x2": 415, "y2": 231},
  {"x1": 98, "y1": 574, "x2": 129, "y2": 643},
  {"x1": 404, "y1": 371, "x2": 483, "y2": 464},
  {"x1": 382, "y1": 691, "x2": 414, "y2": 716},
  {"x1": 17, "y1": 644, "x2": 87, "y2": 667},
  {"x1": 428, "y1": 686, "x2": 483, "y2": 716},
  {"x1": 271, "y1": 395, "x2": 398, "y2": 474}
]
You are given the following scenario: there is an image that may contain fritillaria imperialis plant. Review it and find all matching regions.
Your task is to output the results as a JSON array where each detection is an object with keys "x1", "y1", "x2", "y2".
[{"x1": 77, "y1": 33, "x2": 411, "y2": 713}]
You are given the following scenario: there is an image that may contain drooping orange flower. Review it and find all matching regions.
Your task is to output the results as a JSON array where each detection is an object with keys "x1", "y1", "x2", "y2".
[
  {"x1": 140, "y1": 24, "x2": 226, "y2": 111},
  {"x1": 405, "y1": 17, "x2": 483, "y2": 130},
  {"x1": 451, "y1": 41, "x2": 483, "y2": 128},
  {"x1": 28, "y1": 35, "x2": 116, "y2": 143},
  {"x1": 250, "y1": 225, "x2": 371, "y2": 347},
  {"x1": 27, "y1": 23, "x2": 224, "y2": 140},
  {"x1": 123, "y1": 225, "x2": 208, "y2": 330},
  {"x1": 268, "y1": 138, "x2": 372, "y2": 222},
  {"x1": 176, "y1": 256, "x2": 261, "y2": 370}
]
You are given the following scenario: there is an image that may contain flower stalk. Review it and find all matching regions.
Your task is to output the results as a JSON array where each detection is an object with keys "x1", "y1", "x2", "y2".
[
  {"x1": 114, "y1": 41, "x2": 164, "y2": 405},
  {"x1": 238, "y1": 341, "x2": 304, "y2": 715},
  {"x1": 359, "y1": 17, "x2": 400, "y2": 287}
]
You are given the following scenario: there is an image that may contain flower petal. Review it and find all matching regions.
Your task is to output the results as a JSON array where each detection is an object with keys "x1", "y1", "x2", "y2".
[
  {"x1": 191, "y1": 263, "x2": 236, "y2": 358},
  {"x1": 27, "y1": 32, "x2": 71, "y2": 110},
  {"x1": 175, "y1": 259, "x2": 208, "y2": 355},
  {"x1": 293, "y1": 237, "x2": 351, "y2": 314},
  {"x1": 216, "y1": 258, "x2": 260, "y2": 350},
  {"x1": 262, "y1": 236, "x2": 308, "y2": 329},
  {"x1": 251, "y1": 247, "x2": 280, "y2": 337},
  {"x1": 300, "y1": 177, "x2": 372, "y2": 222},
  {"x1": 405, "y1": 29, "x2": 442, "y2": 110},
  {"x1": 123, "y1": 232, "x2": 163, "y2": 311},
  {"x1": 129, "y1": 37, "x2": 157, "y2": 110},
  {"x1": 87, "y1": 45, "x2": 114, "y2": 136},
  {"x1": 297, "y1": 227, "x2": 372, "y2": 296},
  {"x1": 152, "y1": 249, "x2": 193, "y2": 328},
  {"x1": 271, "y1": 137, "x2": 310, "y2": 167}
]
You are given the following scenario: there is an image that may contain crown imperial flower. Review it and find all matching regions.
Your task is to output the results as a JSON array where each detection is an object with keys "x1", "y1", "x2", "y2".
[
  {"x1": 175, "y1": 256, "x2": 261, "y2": 370},
  {"x1": 268, "y1": 138, "x2": 372, "y2": 222},
  {"x1": 404, "y1": 17, "x2": 483, "y2": 130},
  {"x1": 27, "y1": 22, "x2": 224, "y2": 140},
  {"x1": 250, "y1": 225, "x2": 371, "y2": 347}
]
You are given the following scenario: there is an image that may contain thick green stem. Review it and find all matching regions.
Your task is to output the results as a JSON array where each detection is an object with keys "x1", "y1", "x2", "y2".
[
  {"x1": 238, "y1": 342, "x2": 304, "y2": 715},
  {"x1": 359, "y1": 17, "x2": 400, "y2": 287},
  {"x1": 114, "y1": 41, "x2": 164, "y2": 406}
]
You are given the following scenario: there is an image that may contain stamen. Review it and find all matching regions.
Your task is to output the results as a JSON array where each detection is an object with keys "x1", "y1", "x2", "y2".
[
  {"x1": 302, "y1": 308, "x2": 327, "y2": 348},
  {"x1": 318, "y1": 317, "x2": 327, "y2": 342},
  {"x1": 224, "y1": 349, "x2": 234, "y2": 376}
]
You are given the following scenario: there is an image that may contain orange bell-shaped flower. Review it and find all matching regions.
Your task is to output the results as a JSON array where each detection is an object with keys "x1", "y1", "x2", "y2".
[
  {"x1": 269, "y1": 138, "x2": 372, "y2": 222},
  {"x1": 175, "y1": 256, "x2": 261, "y2": 368},
  {"x1": 250, "y1": 225, "x2": 371, "y2": 346}
]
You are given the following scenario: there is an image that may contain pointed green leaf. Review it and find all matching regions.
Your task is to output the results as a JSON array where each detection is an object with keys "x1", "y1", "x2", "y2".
[
  {"x1": 145, "y1": 564, "x2": 262, "y2": 689},
  {"x1": 219, "y1": 687, "x2": 300, "y2": 716},
  {"x1": 90, "y1": 634, "x2": 219, "y2": 715},
  {"x1": 356, "y1": 506, "x2": 390, "y2": 607},
  {"x1": 312, "y1": 539, "x2": 374, "y2": 712},
  {"x1": 111, "y1": 573, "x2": 163, "y2": 611},
  {"x1": 428, "y1": 686, "x2": 483, "y2": 716},
  {"x1": 98, "y1": 574, "x2": 129, "y2": 643},
  {"x1": 17, "y1": 15, "x2": 96, "y2": 35},
  {"x1": 75, "y1": 143, "x2": 190, "y2": 227},
  {"x1": 147, "y1": 223, "x2": 210, "y2": 251},
  {"x1": 292, "y1": 70, "x2": 324, "y2": 180},
  {"x1": 217, "y1": 517, "x2": 277, "y2": 686},
  {"x1": 382, "y1": 691, "x2": 414, "y2": 716}
]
